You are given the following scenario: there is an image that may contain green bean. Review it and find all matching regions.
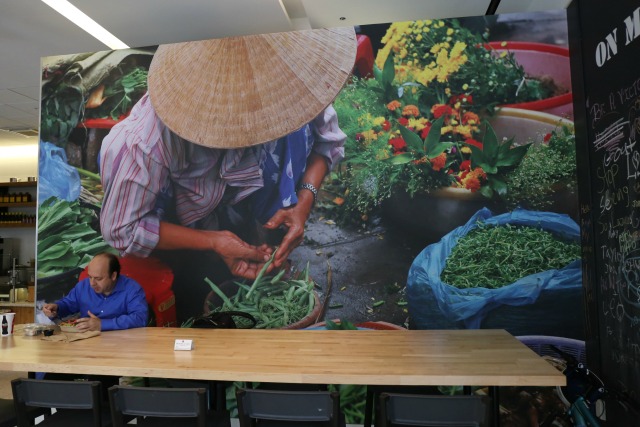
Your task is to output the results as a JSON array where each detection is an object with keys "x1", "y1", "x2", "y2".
[
  {"x1": 270, "y1": 268, "x2": 287, "y2": 284},
  {"x1": 204, "y1": 277, "x2": 234, "y2": 307},
  {"x1": 246, "y1": 249, "x2": 277, "y2": 298},
  {"x1": 442, "y1": 223, "x2": 580, "y2": 289}
]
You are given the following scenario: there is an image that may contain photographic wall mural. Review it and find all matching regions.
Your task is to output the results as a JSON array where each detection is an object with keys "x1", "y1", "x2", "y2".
[{"x1": 36, "y1": 10, "x2": 582, "y2": 425}]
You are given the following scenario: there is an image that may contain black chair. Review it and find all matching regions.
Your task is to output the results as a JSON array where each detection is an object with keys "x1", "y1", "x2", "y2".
[
  {"x1": 378, "y1": 392, "x2": 491, "y2": 427},
  {"x1": 0, "y1": 397, "x2": 49, "y2": 427},
  {"x1": 363, "y1": 385, "x2": 442, "y2": 427},
  {"x1": 108, "y1": 385, "x2": 211, "y2": 427},
  {"x1": 11, "y1": 378, "x2": 110, "y2": 427},
  {"x1": 235, "y1": 387, "x2": 345, "y2": 427}
]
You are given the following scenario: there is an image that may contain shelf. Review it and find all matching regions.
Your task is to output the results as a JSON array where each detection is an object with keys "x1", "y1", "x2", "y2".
[
  {"x1": 0, "y1": 302, "x2": 34, "y2": 307},
  {"x1": 0, "y1": 202, "x2": 36, "y2": 208},
  {"x1": 0, "y1": 224, "x2": 35, "y2": 228},
  {"x1": 0, "y1": 182, "x2": 36, "y2": 188}
]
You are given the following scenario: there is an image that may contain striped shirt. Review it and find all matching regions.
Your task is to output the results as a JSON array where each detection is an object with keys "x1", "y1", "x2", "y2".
[{"x1": 99, "y1": 93, "x2": 345, "y2": 257}]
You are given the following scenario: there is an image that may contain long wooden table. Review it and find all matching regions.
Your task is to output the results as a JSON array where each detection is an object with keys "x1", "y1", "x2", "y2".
[{"x1": 0, "y1": 327, "x2": 564, "y2": 387}]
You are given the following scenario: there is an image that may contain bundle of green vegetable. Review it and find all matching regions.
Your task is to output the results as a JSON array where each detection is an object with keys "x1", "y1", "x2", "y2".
[
  {"x1": 194, "y1": 254, "x2": 318, "y2": 329},
  {"x1": 37, "y1": 197, "x2": 116, "y2": 277},
  {"x1": 84, "y1": 67, "x2": 148, "y2": 120},
  {"x1": 441, "y1": 223, "x2": 580, "y2": 289}
]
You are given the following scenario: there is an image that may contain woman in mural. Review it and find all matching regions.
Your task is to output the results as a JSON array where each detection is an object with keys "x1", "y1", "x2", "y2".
[{"x1": 98, "y1": 28, "x2": 357, "y2": 321}]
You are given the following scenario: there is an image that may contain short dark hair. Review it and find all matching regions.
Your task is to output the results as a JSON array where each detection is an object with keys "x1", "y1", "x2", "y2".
[{"x1": 96, "y1": 252, "x2": 120, "y2": 277}]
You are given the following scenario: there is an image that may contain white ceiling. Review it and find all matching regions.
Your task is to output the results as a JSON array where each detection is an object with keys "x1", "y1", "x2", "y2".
[{"x1": 0, "y1": 0, "x2": 572, "y2": 146}]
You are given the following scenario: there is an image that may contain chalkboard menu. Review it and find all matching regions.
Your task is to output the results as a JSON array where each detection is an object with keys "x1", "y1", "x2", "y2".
[{"x1": 569, "y1": 0, "x2": 640, "y2": 423}]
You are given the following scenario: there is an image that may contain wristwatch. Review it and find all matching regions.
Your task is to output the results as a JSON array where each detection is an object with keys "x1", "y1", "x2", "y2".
[{"x1": 297, "y1": 182, "x2": 318, "y2": 205}]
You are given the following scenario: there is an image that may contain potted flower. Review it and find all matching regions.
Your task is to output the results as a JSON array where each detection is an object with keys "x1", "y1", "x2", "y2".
[
  {"x1": 373, "y1": 19, "x2": 565, "y2": 115},
  {"x1": 328, "y1": 17, "x2": 572, "y2": 241}
]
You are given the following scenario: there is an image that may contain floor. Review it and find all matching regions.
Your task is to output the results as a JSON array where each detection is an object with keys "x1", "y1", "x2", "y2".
[{"x1": 0, "y1": 370, "x2": 22, "y2": 399}]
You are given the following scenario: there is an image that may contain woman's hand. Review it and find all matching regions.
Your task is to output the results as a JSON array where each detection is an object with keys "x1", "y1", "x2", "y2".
[
  {"x1": 210, "y1": 230, "x2": 275, "y2": 279},
  {"x1": 157, "y1": 223, "x2": 274, "y2": 279},
  {"x1": 263, "y1": 198, "x2": 313, "y2": 268}
]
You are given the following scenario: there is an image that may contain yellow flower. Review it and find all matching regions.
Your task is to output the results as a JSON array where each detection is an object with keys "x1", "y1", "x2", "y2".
[
  {"x1": 408, "y1": 117, "x2": 428, "y2": 131},
  {"x1": 461, "y1": 146, "x2": 472, "y2": 154},
  {"x1": 455, "y1": 125, "x2": 473, "y2": 139},
  {"x1": 447, "y1": 28, "x2": 454, "y2": 36},
  {"x1": 373, "y1": 116, "x2": 387, "y2": 126},
  {"x1": 361, "y1": 130, "x2": 378, "y2": 142}
]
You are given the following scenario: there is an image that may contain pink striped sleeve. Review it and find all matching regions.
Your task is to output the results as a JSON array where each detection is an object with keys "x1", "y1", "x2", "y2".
[{"x1": 99, "y1": 94, "x2": 168, "y2": 257}]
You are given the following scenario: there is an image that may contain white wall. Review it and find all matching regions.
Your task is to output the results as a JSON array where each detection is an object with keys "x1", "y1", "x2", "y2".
[{"x1": 0, "y1": 143, "x2": 38, "y2": 182}]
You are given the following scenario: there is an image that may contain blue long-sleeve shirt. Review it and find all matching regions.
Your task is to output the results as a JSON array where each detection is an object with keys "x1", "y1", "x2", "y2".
[{"x1": 55, "y1": 275, "x2": 148, "y2": 331}]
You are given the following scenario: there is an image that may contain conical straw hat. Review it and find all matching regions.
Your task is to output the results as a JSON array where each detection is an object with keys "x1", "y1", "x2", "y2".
[{"x1": 148, "y1": 27, "x2": 357, "y2": 149}]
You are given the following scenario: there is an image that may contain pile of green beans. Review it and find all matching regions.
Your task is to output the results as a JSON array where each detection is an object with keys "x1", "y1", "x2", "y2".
[
  {"x1": 441, "y1": 223, "x2": 580, "y2": 289},
  {"x1": 204, "y1": 258, "x2": 316, "y2": 329}
]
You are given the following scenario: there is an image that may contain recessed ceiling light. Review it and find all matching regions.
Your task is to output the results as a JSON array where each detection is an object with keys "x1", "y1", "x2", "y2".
[{"x1": 40, "y1": 0, "x2": 129, "y2": 49}]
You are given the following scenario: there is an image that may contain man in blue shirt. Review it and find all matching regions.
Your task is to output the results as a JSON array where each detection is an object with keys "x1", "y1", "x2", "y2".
[{"x1": 43, "y1": 253, "x2": 148, "y2": 331}]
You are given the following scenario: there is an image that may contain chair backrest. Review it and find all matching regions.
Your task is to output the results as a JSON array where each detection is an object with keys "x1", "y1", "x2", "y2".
[
  {"x1": 236, "y1": 388, "x2": 342, "y2": 427},
  {"x1": 378, "y1": 392, "x2": 491, "y2": 427},
  {"x1": 516, "y1": 335, "x2": 586, "y2": 365},
  {"x1": 108, "y1": 385, "x2": 208, "y2": 427},
  {"x1": 11, "y1": 378, "x2": 104, "y2": 427}
]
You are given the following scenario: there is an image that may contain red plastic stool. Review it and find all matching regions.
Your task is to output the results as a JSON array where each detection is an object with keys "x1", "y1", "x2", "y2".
[{"x1": 79, "y1": 255, "x2": 177, "y2": 327}]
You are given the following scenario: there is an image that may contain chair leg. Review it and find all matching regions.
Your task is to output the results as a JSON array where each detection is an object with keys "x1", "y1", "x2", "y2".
[{"x1": 363, "y1": 386, "x2": 374, "y2": 427}]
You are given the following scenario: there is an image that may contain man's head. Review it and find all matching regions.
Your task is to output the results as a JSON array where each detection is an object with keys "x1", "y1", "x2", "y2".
[{"x1": 86, "y1": 253, "x2": 121, "y2": 296}]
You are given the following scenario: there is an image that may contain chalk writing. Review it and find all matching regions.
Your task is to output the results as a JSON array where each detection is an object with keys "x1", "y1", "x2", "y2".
[{"x1": 593, "y1": 118, "x2": 625, "y2": 153}]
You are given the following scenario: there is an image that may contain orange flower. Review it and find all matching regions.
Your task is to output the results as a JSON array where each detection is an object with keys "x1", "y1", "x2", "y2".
[
  {"x1": 429, "y1": 153, "x2": 447, "y2": 171},
  {"x1": 431, "y1": 104, "x2": 453, "y2": 119},
  {"x1": 401, "y1": 104, "x2": 420, "y2": 117},
  {"x1": 462, "y1": 111, "x2": 480, "y2": 126},
  {"x1": 471, "y1": 167, "x2": 487, "y2": 180},
  {"x1": 461, "y1": 174, "x2": 481, "y2": 192},
  {"x1": 332, "y1": 197, "x2": 345, "y2": 206},
  {"x1": 387, "y1": 100, "x2": 402, "y2": 111}
]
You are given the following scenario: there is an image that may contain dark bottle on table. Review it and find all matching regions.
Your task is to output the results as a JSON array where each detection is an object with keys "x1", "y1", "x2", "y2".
[{"x1": 1, "y1": 315, "x2": 7, "y2": 335}]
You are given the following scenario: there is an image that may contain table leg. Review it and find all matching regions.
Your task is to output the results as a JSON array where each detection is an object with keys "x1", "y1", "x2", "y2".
[{"x1": 490, "y1": 386, "x2": 500, "y2": 427}]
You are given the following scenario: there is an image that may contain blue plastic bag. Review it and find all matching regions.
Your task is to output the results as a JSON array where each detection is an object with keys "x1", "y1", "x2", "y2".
[
  {"x1": 407, "y1": 207, "x2": 583, "y2": 335},
  {"x1": 38, "y1": 141, "x2": 80, "y2": 204}
]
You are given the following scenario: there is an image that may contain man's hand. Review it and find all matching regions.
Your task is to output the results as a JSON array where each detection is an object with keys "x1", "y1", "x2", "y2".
[
  {"x1": 211, "y1": 231, "x2": 275, "y2": 279},
  {"x1": 74, "y1": 311, "x2": 101, "y2": 332},
  {"x1": 42, "y1": 303, "x2": 58, "y2": 319}
]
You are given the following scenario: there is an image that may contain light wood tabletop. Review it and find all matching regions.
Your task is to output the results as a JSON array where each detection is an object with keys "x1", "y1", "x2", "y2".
[{"x1": 0, "y1": 327, "x2": 565, "y2": 387}]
